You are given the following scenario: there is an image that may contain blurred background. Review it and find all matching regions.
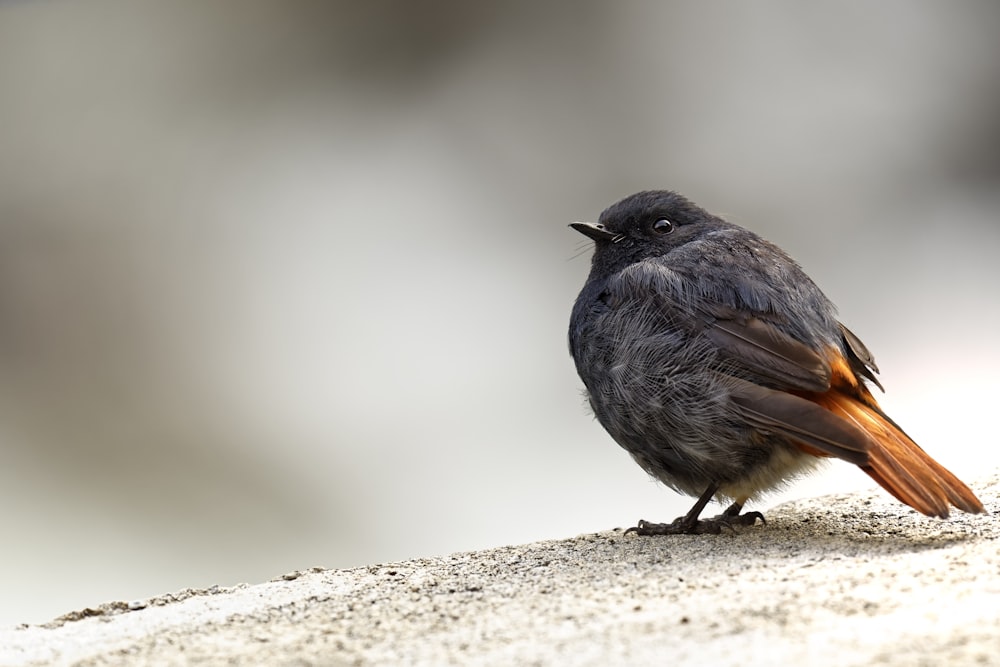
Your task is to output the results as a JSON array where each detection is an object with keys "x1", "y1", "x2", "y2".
[{"x1": 2, "y1": 0, "x2": 999, "y2": 627}]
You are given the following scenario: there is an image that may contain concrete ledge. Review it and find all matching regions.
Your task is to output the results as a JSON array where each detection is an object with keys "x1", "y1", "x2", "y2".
[{"x1": 4, "y1": 472, "x2": 998, "y2": 666}]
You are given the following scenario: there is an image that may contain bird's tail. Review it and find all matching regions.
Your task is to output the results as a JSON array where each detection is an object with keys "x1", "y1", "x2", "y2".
[{"x1": 817, "y1": 393, "x2": 984, "y2": 518}]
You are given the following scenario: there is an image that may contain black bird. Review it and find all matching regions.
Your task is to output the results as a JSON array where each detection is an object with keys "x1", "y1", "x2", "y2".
[{"x1": 569, "y1": 190, "x2": 983, "y2": 534}]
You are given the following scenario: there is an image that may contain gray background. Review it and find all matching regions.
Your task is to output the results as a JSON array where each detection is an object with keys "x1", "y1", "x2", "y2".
[{"x1": 2, "y1": 1, "x2": 999, "y2": 627}]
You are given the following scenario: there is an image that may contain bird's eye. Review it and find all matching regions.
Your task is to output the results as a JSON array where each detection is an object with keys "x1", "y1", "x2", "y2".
[{"x1": 652, "y1": 218, "x2": 674, "y2": 234}]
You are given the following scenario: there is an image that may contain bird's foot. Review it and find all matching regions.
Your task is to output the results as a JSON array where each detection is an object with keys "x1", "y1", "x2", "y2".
[{"x1": 624, "y1": 506, "x2": 765, "y2": 536}]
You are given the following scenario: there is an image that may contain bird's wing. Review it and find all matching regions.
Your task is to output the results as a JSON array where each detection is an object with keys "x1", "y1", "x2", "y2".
[
  {"x1": 681, "y1": 301, "x2": 876, "y2": 464},
  {"x1": 723, "y1": 375, "x2": 870, "y2": 465},
  {"x1": 691, "y1": 301, "x2": 833, "y2": 393}
]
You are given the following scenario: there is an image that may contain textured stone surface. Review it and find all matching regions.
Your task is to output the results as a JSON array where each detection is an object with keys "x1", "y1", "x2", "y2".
[{"x1": 3, "y1": 472, "x2": 997, "y2": 666}]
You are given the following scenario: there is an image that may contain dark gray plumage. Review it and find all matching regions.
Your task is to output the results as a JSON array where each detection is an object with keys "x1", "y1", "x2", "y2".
[{"x1": 569, "y1": 190, "x2": 982, "y2": 534}]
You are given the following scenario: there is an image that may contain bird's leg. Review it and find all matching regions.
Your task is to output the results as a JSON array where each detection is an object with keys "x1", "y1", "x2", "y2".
[
  {"x1": 626, "y1": 483, "x2": 717, "y2": 535},
  {"x1": 625, "y1": 486, "x2": 764, "y2": 536}
]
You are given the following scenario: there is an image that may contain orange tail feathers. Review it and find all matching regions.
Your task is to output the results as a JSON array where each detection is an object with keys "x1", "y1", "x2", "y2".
[{"x1": 819, "y1": 393, "x2": 984, "y2": 518}]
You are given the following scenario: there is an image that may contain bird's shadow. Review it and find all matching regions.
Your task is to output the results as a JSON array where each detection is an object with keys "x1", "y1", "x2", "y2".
[{"x1": 605, "y1": 492, "x2": 996, "y2": 564}]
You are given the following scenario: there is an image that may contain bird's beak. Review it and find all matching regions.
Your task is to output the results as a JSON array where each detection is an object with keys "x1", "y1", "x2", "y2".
[{"x1": 569, "y1": 222, "x2": 618, "y2": 242}]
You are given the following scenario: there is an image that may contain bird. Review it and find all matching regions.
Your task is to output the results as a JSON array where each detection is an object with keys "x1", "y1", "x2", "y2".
[{"x1": 568, "y1": 190, "x2": 984, "y2": 534}]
